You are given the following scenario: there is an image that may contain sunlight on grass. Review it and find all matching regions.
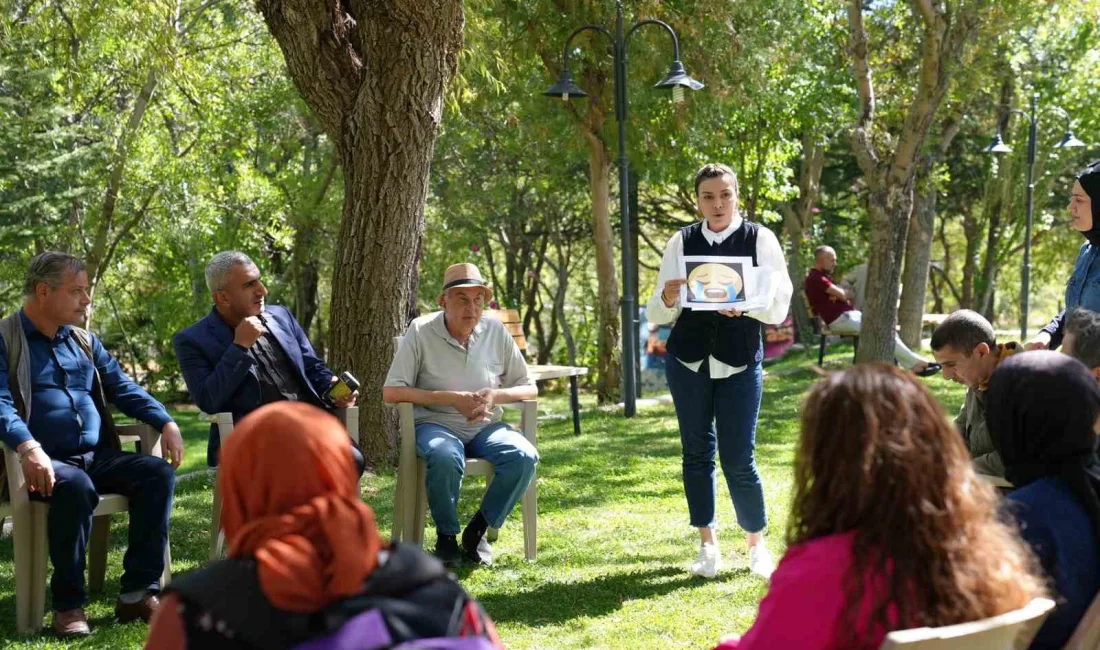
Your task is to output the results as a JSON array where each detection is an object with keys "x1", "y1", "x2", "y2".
[{"x1": 0, "y1": 344, "x2": 968, "y2": 649}]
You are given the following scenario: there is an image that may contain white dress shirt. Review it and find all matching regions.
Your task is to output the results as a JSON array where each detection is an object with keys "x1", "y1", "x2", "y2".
[{"x1": 645, "y1": 216, "x2": 794, "y2": 379}]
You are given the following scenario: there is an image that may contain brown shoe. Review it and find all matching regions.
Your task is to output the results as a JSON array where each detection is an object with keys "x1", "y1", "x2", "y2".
[
  {"x1": 53, "y1": 608, "x2": 92, "y2": 638},
  {"x1": 115, "y1": 592, "x2": 161, "y2": 623}
]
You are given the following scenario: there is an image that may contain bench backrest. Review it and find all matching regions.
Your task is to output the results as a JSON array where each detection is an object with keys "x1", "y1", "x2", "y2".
[{"x1": 483, "y1": 309, "x2": 528, "y2": 353}]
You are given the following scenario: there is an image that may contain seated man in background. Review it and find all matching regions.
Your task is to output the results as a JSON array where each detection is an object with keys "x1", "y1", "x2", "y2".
[
  {"x1": 383, "y1": 263, "x2": 538, "y2": 567},
  {"x1": 930, "y1": 309, "x2": 1019, "y2": 478},
  {"x1": 0, "y1": 252, "x2": 182, "y2": 637},
  {"x1": 804, "y1": 246, "x2": 939, "y2": 376},
  {"x1": 1063, "y1": 308, "x2": 1100, "y2": 381},
  {"x1": 173, "y1": 251, "x2": 362, "y2": 474}
]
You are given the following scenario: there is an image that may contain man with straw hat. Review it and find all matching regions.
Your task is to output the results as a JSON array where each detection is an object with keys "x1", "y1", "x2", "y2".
[{"x1": 383, "y1": 263, "x2": 538, "y2": 566}]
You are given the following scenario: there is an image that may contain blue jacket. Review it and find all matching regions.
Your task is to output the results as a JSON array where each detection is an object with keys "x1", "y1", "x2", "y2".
[
  {"x1": 1007, "y1": 477, "x2": 1100, "y2": 650},
  {"x1": 173, "y1": 305, "x2": 333, "y2": 465},
  {"x1": 1041, "y1": 243, "x2": 1100, "y2": 348}
]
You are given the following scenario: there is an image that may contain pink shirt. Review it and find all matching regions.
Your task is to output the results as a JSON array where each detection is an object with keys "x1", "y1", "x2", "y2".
[{"x1": 715, "y1": 532, "x2": 893, "y2": 650}]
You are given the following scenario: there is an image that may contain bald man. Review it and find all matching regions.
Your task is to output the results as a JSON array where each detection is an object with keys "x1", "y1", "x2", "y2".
[{"x1": 804, "y1": 246, "x2": 939, "y2": 376}]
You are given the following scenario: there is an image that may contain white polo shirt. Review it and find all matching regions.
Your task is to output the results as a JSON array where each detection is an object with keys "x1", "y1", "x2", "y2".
[{"x1": 384, "y1": 311, "x2": 533, "y2": 442}]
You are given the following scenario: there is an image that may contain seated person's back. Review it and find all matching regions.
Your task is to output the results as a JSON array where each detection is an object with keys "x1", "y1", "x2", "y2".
[
  {"x1": 988, "y1": 351, "x2": 1100, "y2": 650},
  {"x1": 714, "y1": 364, "x2": 1046, "y2": 650},
  {"x1": 145, "y1": 402, "x2": 503, "y2": 650}
]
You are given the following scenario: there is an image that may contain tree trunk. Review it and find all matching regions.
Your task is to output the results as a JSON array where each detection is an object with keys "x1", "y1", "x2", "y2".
[
  {"x1": 898, "y1": 116, "x2": 960, "y2": 347},
  {"x1": 846, "y1": 0, "x2": 978, "y2": 364},
  {"x1": 859, "y1": 187, "x2": 915, "y2": 362},
  {"x1": 783, "y1": 130, "x2": 825, "y2": 345},
  {"x1": 257, "y1": 0, "x2": 464, "y2": 466},
  {"x1": 583, "y1": 118, "x2": 621, "y2": 404},
  {"x1": 898, "y1": 166, "x2": 936, "y2": 348}
]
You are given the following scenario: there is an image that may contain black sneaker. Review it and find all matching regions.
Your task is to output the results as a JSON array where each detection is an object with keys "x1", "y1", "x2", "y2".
[{"x1": 433, "y1": 534, "x2": 462, "y2": 567}]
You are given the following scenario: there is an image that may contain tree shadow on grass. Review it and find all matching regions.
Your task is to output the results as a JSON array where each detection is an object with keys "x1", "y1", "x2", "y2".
[{"x1": 472, "y1": 564, "x2": 751, "y2": 627}]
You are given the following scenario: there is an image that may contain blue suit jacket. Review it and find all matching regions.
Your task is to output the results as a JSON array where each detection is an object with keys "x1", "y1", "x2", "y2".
[{"x1": 173, "y1": 305, "x2": 333, "y2": 466}]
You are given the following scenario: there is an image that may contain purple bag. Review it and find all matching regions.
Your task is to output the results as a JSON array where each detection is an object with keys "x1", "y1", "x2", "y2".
[{"x1": 292, "y1": 609, "x2": 499, "y2": 650}]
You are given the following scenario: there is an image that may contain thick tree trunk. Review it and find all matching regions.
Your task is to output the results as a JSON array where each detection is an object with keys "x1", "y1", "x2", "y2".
[
  {"x1": 859, "y1": 187, "x2": 914, "y2": 363},
  {"x1": 584, "y1": 122, "x2": 622, "y2": 404},
  {"x1": 258, "y1": 0, "x2": 464, "y2": 466}
]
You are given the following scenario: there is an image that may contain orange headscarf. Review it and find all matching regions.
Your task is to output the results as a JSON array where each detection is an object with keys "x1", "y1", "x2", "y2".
[{"x1": 219, "y1": 402, "x2": 382, "y2": 612}]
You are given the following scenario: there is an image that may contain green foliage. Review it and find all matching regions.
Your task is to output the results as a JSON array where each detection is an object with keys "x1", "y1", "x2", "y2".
[{"x1": 0, "y1": 0, "x2": 1097, "y2": 386}]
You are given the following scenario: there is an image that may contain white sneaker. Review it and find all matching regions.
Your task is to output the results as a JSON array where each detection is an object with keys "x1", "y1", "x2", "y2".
[
  {"x1": 749, "y1": 544, "x2": 775, "y2": 579},
  {"x1": 690, "y1": 543, "x2": 722, "y2": 578}
]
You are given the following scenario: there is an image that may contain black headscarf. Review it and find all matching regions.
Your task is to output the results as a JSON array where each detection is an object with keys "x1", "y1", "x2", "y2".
[
  {"x1": 987, "y1": 350, "x2": 1100, "y2": 538},
  {"x1": 1077, "y1": 161, "x2": 1100, "y2": 247}
]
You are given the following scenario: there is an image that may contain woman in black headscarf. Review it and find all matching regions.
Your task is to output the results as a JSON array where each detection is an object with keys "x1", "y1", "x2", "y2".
[
  {"x1": 988, "y1": 351, "x2": 1100, "y2": 649},
  {"x1": 1027, "y1": 162, "x2": 1100, "y2": 350}
]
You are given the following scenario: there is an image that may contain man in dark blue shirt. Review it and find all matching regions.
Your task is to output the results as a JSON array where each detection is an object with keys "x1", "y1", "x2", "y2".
[{"x1": 0, "y1": 252, "x2": 183, "y2": 637}]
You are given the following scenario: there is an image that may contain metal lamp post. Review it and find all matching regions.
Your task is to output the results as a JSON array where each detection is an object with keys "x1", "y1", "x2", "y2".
[
  {"x1": 544, "y1": 0, "x2": 703, "y2": 417},
  {"x1": 984, "y1": 91, "x2": 1085, "y2": 341}
]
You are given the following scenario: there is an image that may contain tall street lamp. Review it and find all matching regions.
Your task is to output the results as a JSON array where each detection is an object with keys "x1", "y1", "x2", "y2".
[
  {"x1": 544, "y1": 0, "x2": 702, "y2": 417},
  {"x1": 983, "y1": 91, "x2": 1085, "y2": 341}
]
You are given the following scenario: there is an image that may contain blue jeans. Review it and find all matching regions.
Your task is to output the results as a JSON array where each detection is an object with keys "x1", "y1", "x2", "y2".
[
  {"x1": 416, "y1": 421, "x2": 538, "y2": 536},
  {"x1": 29, "y1": 447, "x2": 175, "y2": 611},
  {"x1": 665, "y1": 358, "x2": 766, "y2": 533}
]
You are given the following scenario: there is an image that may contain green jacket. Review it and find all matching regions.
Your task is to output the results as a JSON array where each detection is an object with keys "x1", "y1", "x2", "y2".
[
  {"x1": 954, "y1": 342, "x2": 1020, "y2": 479},
  {"x1": 954, "y1": 387, "x2": 1004, "y2": 477}
]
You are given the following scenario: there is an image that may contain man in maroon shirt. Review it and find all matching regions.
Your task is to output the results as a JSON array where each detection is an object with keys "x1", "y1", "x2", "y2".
[{"x1": 804, "y1": 246, "x2": 940, "y2": 376}]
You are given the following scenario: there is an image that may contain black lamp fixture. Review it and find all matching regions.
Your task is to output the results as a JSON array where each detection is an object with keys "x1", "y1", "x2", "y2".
[
  {"x1": 543, "y1": 0, "x2": 702, "y2": 418},
  {"x1": 983, "y1": 92, "x2": 1087, "y2": 341}
]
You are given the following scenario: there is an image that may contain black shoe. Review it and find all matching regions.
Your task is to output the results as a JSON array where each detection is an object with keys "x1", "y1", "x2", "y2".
[
  {"x1": 915, "y1": 362, "x2": 942, "y2": 377},
  {"x1": 461, "y1": 512, "x2": 493, "y2": 566},
  {"x1": 434, "y1": 534, "x2": 462, "y2": 567}
]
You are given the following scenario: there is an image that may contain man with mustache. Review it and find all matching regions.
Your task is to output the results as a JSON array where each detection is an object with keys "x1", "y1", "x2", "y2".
[{"x1": 173, "y1": 251, "x2": 362, "y2": 473}]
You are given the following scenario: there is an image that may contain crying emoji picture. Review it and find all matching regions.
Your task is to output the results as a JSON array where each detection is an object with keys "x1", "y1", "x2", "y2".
[{"x1": 687, "y1": 262, "x2": 745, "y2": 303}]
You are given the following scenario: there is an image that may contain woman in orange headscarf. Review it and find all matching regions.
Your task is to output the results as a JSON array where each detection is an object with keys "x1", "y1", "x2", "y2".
[{"x1": 145, "y1": 402, "x2": 500, "y2": 649}]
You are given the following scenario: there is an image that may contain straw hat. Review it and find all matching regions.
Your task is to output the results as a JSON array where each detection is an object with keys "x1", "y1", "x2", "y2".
[{"x1": 439, "y1": 263, "x2": 493, "y2": 301}]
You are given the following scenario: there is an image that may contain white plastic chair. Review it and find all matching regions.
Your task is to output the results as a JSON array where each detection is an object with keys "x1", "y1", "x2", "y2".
[
  {"x1": 878, "y1": 597, "x2": 1054, "y2": 649},
  {"x1": 388, "y1": 337, "x2": 538, "y2": 561},
  {"x1": 2, "y1": 423, "x2": 172, "y2": 634}
]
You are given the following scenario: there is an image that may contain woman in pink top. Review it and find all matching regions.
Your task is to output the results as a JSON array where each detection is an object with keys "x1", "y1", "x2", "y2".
[{"x1": 715, "y1": 364, "x2": 1046, "y2": 649}]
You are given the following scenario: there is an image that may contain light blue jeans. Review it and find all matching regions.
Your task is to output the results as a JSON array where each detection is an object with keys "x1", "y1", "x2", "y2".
[{"x1": 416, "y1": 421, "x2": 539, "y2": 535}]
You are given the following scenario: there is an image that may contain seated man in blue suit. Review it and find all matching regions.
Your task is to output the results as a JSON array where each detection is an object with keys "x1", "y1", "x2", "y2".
[{"x1": 173, "y1": 251, "x2": 363, "y2": 474}]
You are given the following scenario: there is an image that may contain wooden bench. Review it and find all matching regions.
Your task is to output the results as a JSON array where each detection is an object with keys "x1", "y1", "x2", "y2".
[{"x1": 484, "y1": 309, "x2": 589, "y2": 435}]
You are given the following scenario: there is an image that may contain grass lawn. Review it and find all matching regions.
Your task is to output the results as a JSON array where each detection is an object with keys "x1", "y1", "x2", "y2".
[{"x1": 0, "y1": 343, "x2": 967, "y2": 649}]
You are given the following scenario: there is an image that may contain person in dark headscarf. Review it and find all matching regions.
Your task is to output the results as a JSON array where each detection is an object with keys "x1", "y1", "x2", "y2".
[
  {"x1": 988, "y1": 351, "x2": 1100, "y2": 649},
  {"x1": 1027, "y1": 161, "x2": 1100, "y2": 350}
]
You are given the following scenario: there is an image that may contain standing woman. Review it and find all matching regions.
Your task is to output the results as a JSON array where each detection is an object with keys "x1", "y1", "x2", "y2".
[
  {"x1": 1028, "y1": 161, "x2": 1100, "y2": 350},
  {"x1": 645, "y1": 163, "x2": 793, "y2": 578}
]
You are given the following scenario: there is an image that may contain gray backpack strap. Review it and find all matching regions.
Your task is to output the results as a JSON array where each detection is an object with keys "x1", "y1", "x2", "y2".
[
  {"x1": 0, "y1": 313, "x2": 27, "y2": 420},
  {"x1": 0, "y1": 313, "x2": 27, "y2": 502}
]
